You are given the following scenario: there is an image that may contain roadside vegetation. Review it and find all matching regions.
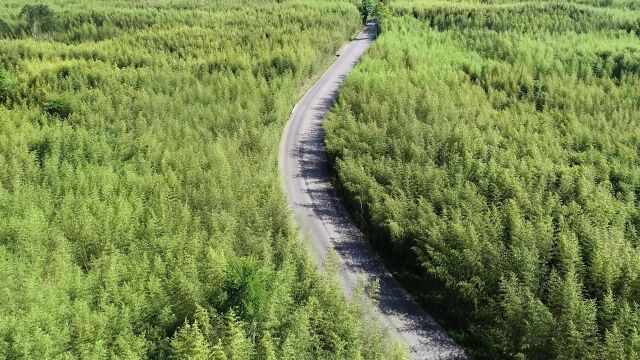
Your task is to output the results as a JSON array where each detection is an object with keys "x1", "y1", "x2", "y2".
[
  {"x1": 0, "y1": 1, "x2": 406, "y2": 358},
  {"x1": 326, "y1": 0, "x2": 640, "y2": 358}
]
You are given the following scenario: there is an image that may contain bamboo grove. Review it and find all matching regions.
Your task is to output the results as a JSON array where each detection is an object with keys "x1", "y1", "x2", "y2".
[
  {"x1": 325, "y1": 0, "x2": 640, "y2": 358},
  {"x1": 0, "y1": 0, "x2": 407, "y2": 358}
]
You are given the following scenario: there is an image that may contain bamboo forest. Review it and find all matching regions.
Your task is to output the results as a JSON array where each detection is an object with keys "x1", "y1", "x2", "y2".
[
  {"x1": 2, "y1": 0, "x2": 640, "y2": 359},
  {"x1": 0, "y1": 0, "x2": 406, "y2": 359},
  {"x1": 326, "y1": 0, "x2": 640, "y2": 358}
]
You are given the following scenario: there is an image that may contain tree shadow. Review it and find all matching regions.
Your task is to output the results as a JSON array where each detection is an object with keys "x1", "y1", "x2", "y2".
[{"x1": 283, "y1": 21, "x2": 469, "y2": 358}]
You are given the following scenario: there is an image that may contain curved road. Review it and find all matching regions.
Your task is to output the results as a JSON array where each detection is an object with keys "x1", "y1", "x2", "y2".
[{"x1": 278, "y1": 22, "x2": 469, "y2": 360}]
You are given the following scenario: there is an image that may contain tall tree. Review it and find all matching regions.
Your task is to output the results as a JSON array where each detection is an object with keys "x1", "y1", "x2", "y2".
[
  {"x1": 19, "y1": 4, "x2": 55, "y2": 38},
  {"x1": 171, "y1": 320, "x2": 211, "y2": 360}
]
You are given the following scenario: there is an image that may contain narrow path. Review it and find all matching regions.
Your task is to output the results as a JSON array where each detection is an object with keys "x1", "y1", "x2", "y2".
[{"x1": 279, "y1": 22, "x2": 469, "y2": 360}]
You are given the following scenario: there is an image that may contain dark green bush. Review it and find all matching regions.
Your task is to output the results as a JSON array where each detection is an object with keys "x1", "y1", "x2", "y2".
[
  {"x1": 43, "y1": 98, "x2": 72, "y2": 119},
  {"x1": 0, "y1": 18, "x2": 11, "y2": 38},
  {"x1": 19, "y1": 4, "x2": 56, "y2": 38}
]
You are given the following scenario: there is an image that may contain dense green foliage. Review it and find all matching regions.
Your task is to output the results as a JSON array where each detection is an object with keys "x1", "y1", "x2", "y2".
[
  {"x1": 19, "y1": 3, "x2": 55, "y2": 38},
  {"x1": 0, "y1": 1, "x2": 406, "y2": 358},
  {"x1": 325, "y1": 0, "x2": 640, "y2": 358},
  {"x1": 358, "y1": 0, "x2": 390, "y2": 31}
]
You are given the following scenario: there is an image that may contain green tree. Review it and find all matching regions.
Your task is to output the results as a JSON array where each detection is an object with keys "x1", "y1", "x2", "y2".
[
  {"x1": 373, "y1": 1, "x2": 390, "y2": 33},
  {"x1": 43, "y1": 98, "x2": 72, "y2": 119},
  {"x1": 19, "y1": 4, "x2": 55, "y2": 38},
  {"x1": 257, "y1": 333, "x2": 276, "y2": 360},
  {"x1": 0, "y1": 18, "x2": 11, "y2": 38},
  {"x1": 0, "y1": 70, "x2": 17, "y2": 103},
  {"x1": 171, "y1": 320, "x2": 211, "y2": 360},
  {"x1": 211, "y1": 340, "x2": 227, "y2": 360},
  {"x1": 603, "y1": 325, "x2": 626, "y2": 360},
  {"x1": 224, "y1": 311, "x2": 251, "y2": 360},
  {"x1": 359, "y1": 0, "x2": 374, "y2": 24}
]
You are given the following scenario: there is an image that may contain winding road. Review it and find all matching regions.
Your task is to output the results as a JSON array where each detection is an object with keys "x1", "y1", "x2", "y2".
[{"x1": 278, "y1": 22, "x2": 469, "y2": 360}]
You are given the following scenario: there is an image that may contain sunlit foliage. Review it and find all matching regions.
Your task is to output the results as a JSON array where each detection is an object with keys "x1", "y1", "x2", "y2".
[
  {"x1": 0, "y1": 0, "x2": 405, "y2": 358},
  {"x1": 326, "y1": 1, "x2": 640, "y2": 358}
]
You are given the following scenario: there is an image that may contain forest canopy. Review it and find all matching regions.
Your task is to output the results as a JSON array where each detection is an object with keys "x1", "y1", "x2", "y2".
[
  {"x1": 325, "y1": 0, "x2": 640, "y2": 358},
  {"x1": 0, "y1": 0, "x2": 405, "y2": 359}
]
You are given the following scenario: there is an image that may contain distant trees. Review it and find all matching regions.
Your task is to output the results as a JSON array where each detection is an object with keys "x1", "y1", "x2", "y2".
[
  {"x1": 359, "y1": 0, "x2": 389, "y2": 32},
  {"x1": 359, "y1": 0, "x2": 374, "y2": 24},
  {"x1": 373, "y1": 1, "x2": 390, "y2": 33},
  {"x1": 19, "y1": 4, "x2": 55, "y2": 38}
]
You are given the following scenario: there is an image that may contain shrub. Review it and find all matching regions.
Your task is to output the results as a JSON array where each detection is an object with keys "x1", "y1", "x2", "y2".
[
  {"x1": 19, "y1": 4, "x2": 56, "y2": 38},
  {"x1": 43, "y1": 97, "x2": 72, "y2": 119},
  {"x1": 0, "y1": 70, "x2": 17, "y2": 103},
  {"x1": 0, "y1": 18, "x2": 11, "y2": 38}
]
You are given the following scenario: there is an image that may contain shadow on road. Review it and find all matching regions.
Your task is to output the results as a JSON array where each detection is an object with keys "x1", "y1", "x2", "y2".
[{"x1": 282, "y1": 21, "x2": 469, "y2": 360}]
